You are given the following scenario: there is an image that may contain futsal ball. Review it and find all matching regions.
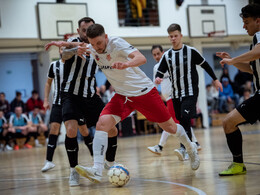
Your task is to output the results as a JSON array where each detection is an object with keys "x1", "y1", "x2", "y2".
[{"x1": 107, "y1": 164, "x2": 130, "y2": 187}]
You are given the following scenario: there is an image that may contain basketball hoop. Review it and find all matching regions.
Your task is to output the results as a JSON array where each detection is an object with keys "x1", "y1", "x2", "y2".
[
  {"x1": 207, "y1": 30, "x2": 226, "y2": 38},
  {"x1": 63, "y1": 33, "x2": 78, "y2": 41}
]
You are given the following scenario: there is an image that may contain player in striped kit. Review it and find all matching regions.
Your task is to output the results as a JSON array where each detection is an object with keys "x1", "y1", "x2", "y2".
[
  {"x1": 155, "y1": 24, "x2": 222, "y2": 161},
  {"x1": 74, "y1": 23, "x2": 200, "y2": 184},
  {"x1": 217, "y1": 4, "x2": 260, "y2": 176},
  {"x1": 148, "y1": 45, "x2": 201, "y2": 158}
]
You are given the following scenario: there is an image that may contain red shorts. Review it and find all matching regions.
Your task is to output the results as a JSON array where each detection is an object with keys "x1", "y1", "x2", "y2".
[
  {"x1": 101, "y1": 87, "x2": 171, "y2": 123},
  {"x1": 166, "y1": 99, "x2": 179, "y2": 124}
]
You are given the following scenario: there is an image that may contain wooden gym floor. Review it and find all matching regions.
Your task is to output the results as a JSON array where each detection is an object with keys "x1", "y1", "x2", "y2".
[{"x1": 0, "y1": 123, "x2": 260, "y2": 195}]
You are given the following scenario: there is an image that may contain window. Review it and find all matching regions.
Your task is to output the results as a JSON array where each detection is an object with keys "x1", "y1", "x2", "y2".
[{"x1": 117, "y1": 0, "x2": 160, "y2": 27}]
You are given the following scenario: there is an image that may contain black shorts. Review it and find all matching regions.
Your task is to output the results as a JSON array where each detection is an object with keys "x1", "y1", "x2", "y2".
[
  {"x1": 61, "y1": 92, "x2": 104, "y2": 127},
  {"x1": 236, "y1": 93, "x2": 260, "y2": 124},
  {"x1": 172, "y1": 96, "x2": 198, "y2": 120},
  {"x1": 50, "y1": 104, "x2": 63, "y2": 124}
]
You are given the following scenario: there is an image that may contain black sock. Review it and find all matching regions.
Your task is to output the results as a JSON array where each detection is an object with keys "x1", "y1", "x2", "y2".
[
  {"x1": 65, "y1": 135, "x2": 79, "y2": 168},
  {"x1": 106, "y1": 136, "x2": 117, "y2": 162},
  {"x1": 158, "y1": 145, "x2": 163, "y2": 150},
  {"x1": 226, "y1": 129, "x2": 243, "y2": 163},
  {"x1": 46, "y1": 134, "x2": 58, "y2": 162},
  {"x1": 24, "y1": 133, "x2": 32, "y2": 144},
  {"x1": 83, "y1": 134, "x2": 93, "y2": 156}
]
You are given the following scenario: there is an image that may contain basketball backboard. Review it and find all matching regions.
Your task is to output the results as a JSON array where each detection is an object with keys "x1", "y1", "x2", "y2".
[
  {"x1": 187, "y1": 5, "x2": 228, "y2": 38},
  {"x1": 37, "y1": 3, "x2": 88, "y2": 40}
]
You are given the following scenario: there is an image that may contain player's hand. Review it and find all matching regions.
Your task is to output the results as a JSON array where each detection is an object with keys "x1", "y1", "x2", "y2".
[
  {"x1": 220, "y1": 58, "x2": 234, "y2": 67},
  {"x1": 45, "y1": 41, "x2": 65, "y2": 51},
  {"x1": 43, "y1": 100, "x2": 50, "y2": 110},
  {"x1": 216, "y1": 52, "x2": 231, "y2": 59},
  {"x1": 112, "y1": 62, "x2": 129, "y2": 69},
  {"x1": 155, "y1": 77, "x2": 163, "y2": 84},
  {"x1": 77, "y1": 43, "x2": 91, "y2": 59},
  {"x1": 213, "y1": 79, "x2": 223, "y2": 92}
]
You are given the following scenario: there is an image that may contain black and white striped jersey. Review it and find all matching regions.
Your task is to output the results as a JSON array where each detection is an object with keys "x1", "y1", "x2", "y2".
[
  {"x1": 48, "y1": 60, "x2": 64, "y2": 105},
  {"x1": 61, "y1": 37, "x2": 98, "y2": 98},
  {"x1": 250, "y1": 31, "x2": 260, "y2": 94},
  {"x1": 156, "y1": 44, "x2": 214, "y2": 99}
]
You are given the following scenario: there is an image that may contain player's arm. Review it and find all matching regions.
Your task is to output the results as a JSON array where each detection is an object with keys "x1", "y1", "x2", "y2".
[
  {"x1": 45, "y1": 41, "x2": 82, "y2": 51},
  {"x1": 154, "y1": 55, "x2": 168, "y2": 84},
  {"x1": 44, "y1": 78, "x2": 53, "y2": 110},
  {"x1": 216, "y1": 50, "x2": 255, "y2": 74},
  {"x1": 112, "y1": 50, "x2": 147, "y2": 69}
]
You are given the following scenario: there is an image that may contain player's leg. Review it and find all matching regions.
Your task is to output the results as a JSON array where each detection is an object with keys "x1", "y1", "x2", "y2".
[
  {"x1": 42, "y1": 105, "x2": 62, "y2": 172},
  {"x1": 105, "y1": 126, "x2": 118, "y2": 169},
  {"x1": 78, "y1": 124, "x2": 93, "y2": 156}
]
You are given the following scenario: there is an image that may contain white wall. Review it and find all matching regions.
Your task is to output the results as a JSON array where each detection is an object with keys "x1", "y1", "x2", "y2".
[{"x1": 0, "y1": 0, "x2": 248, "y2": 39}]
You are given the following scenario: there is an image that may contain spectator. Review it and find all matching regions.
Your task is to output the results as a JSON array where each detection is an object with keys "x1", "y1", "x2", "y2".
[
  {"x1": 8, "y1": 106, "x2": 32, "y2": 150},
  {"x1": 26, "y1": 90, "x2": 45, "y2": 115},
  {"x1": 99, "y1": 85, "x2": 108, "y2": 104},
  {"x1": 218, "y1": 77, "x2": 239, "y2": 113},
  {"x1": 10, "y1": 91, "x2": 25, "y2": 113},
  {"x1": 206, "y1": 82, "x2": 219, "y2": 114},
  {"x1": 220, "y1": 66, "x2": 233, "y2": 85},
  {"x1": 0, "y1": 110, "x2": 13, "y2": 151},
  {"x1": 239, "y1": 88, "x2": 252, "y2": 105},
  {"x1": 233, "y1": 70, "x2": 253, "y2": 96},
  {"x1": 0, "y1": 92, "x2": 11, "y2": 119},
  {"x1": 104, "y1": 85, "x2": 115, "y2": 103},
  {"x1": 28, "y1": 107, "x2": 48, "y2": 147}
]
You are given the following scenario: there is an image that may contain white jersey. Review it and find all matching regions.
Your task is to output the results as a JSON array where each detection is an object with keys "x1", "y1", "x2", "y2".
[
  {"x1": 89, "y1": 36, "x2": 154, "y2": 97},
  {"x1": 153, "y1": 63, "x2": 172, "y2": 100}
]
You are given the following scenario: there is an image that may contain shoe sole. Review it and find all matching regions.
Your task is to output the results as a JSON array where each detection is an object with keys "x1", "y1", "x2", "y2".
[
  {"x1": 69, "y1": 183, "x2": 80, "y2": 187},
  {"x1": 75, "y1": 165, "x2": 101, "y2": 184},
  {"x1": 41, "y1": 165, "x2": 55, "y2": 172},
  {"x1": 219, "y1": 171, "x2": 247, "y2": 176},
  {"x1": 147, "y1": 148, "x2": 161, "y2": 155},
  {"x1": 173, "y1": 151, "x2": 184, "y2": 161}
]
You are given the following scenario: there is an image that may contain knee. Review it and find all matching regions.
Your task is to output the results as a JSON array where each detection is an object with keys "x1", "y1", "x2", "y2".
[{"x1": 222, "y1": 117, "x2": 235, "y2": 133}]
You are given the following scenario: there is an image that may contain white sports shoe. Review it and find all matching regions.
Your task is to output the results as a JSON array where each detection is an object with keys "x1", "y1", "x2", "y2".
[
  {"x1": 187, "y1": 142, "x2": 200, "y2": 170},
  {"x1": 195, "y1": 142, "x2": 202, "y2": 151},
  {"x1": 104, "y1": 161, "x2": 118, "y2": 170},
  {"x1": 75, "y1": 165, "x2": 102, "y2": 183},
  {"x1": 41, "y1": 161, "x2": 55, "y2": 172},
  {"x1": 69, "y1": 168, "x2": 80, "y2": 186},
  {"x1": 147, "y1": 145, "x2": 162, "y2": 155},
  {"x1": 174, "y1": 147, "x2": 189, "y2": 161},
  {"x1": 4, "y1": 145, "x2": 13, "y2": 151}
]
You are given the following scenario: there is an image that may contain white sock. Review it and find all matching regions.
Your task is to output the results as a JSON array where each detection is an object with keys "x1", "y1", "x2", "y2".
[
  {"x1": 159, "y1": 130, "x2": 170, "y2": 147},
  {"x1": 191, "y1": 127, "x2": 197, "y2": 143},
  {"x1": 93, "y1": 131, "x2": 108, "y2": 175},
  {"x1": 175, "y1": 124, "x2": 192, "y2": 151}
]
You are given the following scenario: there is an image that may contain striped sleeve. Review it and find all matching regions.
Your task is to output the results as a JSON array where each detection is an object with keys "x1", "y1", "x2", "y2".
[{"x1": 48, "y1": 62, "x2": 55, "y2": 78}]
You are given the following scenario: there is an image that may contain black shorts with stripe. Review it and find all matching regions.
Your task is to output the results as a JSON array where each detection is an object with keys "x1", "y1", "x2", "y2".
[
  {"x1": 61, "y1": 92, "x2": 104, "y2": 127},
  {"x1": 236, "y1": 93, "x2": 260, "y2": 124},
  {"x1": 50, "y1": 104, "x2": 63, "y2": 124}
]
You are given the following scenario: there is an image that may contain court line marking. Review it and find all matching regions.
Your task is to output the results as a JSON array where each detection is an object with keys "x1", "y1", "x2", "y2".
[
  {"x1": 134, "y1": 178, "x2": 207, "y2": 195},
  {"x1": 0, "y1": 177, "x2": 206, "y2": 194}
]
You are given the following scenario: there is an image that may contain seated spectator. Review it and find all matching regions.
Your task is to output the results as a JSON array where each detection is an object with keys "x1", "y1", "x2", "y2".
[
  {"x1": 239, "y1": 88, "x2": 252, "y2": 105},
  {"x1": 26, "y1": 90, "x2": 45, "y2": 115},
  {"x1": 218, "y1": 77, "x2": 239, "y2": 113},
  {"x1": 233, "y1": 70, "x2": 253, "y2": 96},
  {"x1": 206, "y1": 82, "x2": 219, "y2": 114},
  {"x1": 242, "y1": 80, "x2": 254, "y2": 95},
  {"x1": 99, "y1": 85, "x2": 108, "y2": 104},
  {"x1": 28, "y1": 107, "x2": 48, "y2": 147},
  {"x1": 0, "y1": 110, "x2": 12, "y2": 151},
  {"x1": 8, "y1": 106, "x2": 32, "y2": 150},
  {"x1": 104, "y1": 85, "x2": 115, "y2": 103},
  {"x1": 10, "y1": 91, "x2": 25, "y2": 113},
  {"x1": 0, "y1": 92, "x2": 11, "y2": 119}
]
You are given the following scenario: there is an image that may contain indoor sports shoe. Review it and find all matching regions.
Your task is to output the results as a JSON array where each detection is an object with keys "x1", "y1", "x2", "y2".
[
  {"x1": 4, "y1": 145, "x2": 13, "y2": 151},
  {"x1": 69, "y1": 168, "x2": 80, "y2": 186},
  {"x1": 219, "y1": 162, "x2": 247, "y2": 176},
  {"x1": 187, "y1": 142, "x2": 200, "y2": 170},
  {"x1": 24, "y1": 143, "x2": 33, "y2": 149},
  {"x1": 104, "y1": 161, "x2": 118, "y2": 170},
  {"x1": 41, "y1": 161, "x2": 55, "y2": 172},
  {"x1": 14, "y1": 145, "x2": 19, "y2": 150},
  {"x1": 174, "y1": 147, "x2": 187, "y2": 161},
  {"x1": 147, "y1": 145, "x2": 162, "y2": 155},
  {"x1": 75, "y1": 165, "x2": 102, "y2": 183},
  {"x1": 195, "y1": 142, "x2": 202, "y2": 151}
]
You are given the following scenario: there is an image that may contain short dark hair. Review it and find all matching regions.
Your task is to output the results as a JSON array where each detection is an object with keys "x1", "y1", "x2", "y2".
[
  {"x1": 167, "y1": 23, "x2": 181, "y2": 33},
  {"x1": 32, "y1": 90, "x2": 38, "y2": 94},
  {"x1": 240, "y1": 4, "x2": 260, "y2": 19},
  {"x1": 16, "y1": 91, "x2": 21, "y2": 97},
  {"x1": 87, "y1": 24, "x2": 105, "y2": 39},
  {"x1": 0, "y1": 92, "x2": 5, "y2": 96},
  {"x1": 78, "y1": 17, "x2": 95, "y2": 27},
  {"x1": 151, "y1": 45, "x2": 163, "y2": 53}
]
